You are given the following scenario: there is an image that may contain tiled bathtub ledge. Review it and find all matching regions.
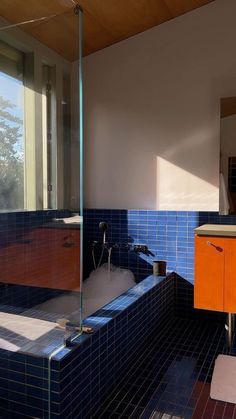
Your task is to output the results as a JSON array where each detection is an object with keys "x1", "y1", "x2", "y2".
[
  {"x1": 49, "y1": 273, "x2": 175, "y2": 418},
  {"x1": 52, "y1": 273, "x2": 173, "y2": 361}
]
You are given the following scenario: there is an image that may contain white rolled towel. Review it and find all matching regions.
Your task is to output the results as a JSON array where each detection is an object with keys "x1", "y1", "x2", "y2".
[{"x1": 53, "y1": 215, "x2": 83, "y2": 224}]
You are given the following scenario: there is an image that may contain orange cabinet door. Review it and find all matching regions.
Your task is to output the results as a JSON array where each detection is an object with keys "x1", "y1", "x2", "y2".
[
  {"x1": 194, "y1": 235, "x2": 225, "y2": 311},
  {"x1": 224, "y1": 238, "x2": 236, "y2": 312}
]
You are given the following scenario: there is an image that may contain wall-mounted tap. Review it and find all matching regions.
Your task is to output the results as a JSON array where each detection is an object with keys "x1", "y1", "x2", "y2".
[{"x1": 133, "y1": 244, "x2": 155, "y2": 257}]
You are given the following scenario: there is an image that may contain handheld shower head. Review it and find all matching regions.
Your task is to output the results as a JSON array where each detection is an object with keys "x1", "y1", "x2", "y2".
[
  {"x1": 99, "y1": 221, "x2": 108, "y2": 232},
  {"x1": 99, "y1": 222, "x2": 108, "y2": 244}
]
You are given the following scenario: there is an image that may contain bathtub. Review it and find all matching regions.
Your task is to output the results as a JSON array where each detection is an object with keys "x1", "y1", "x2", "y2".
[
  {"x1": 34, "y1": 263, "x2": 136, "y2": 320},
  {"x1": 0, "y1": 272, "x2": 174, "y2": 418}
]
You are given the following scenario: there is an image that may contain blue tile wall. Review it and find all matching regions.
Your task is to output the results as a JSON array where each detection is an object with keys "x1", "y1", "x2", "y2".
[
  {"x1": 1, "y1": 208, "x2": 234, "y2": 418},
  {"x1": 84, "y1": 209, "x2": 236, "y2": 284}
]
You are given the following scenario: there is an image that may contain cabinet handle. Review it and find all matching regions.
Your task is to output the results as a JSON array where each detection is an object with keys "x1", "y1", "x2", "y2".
[
  {"x1": 206, "y1": 241, "x2": 223, "y2": 252},
  {"x1": 63, "y1": 242, "x2": 75, "y2": 248}
]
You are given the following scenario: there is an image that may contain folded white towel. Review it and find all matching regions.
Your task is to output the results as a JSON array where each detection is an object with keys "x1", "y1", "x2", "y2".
[
  {"x1": 53, "y1": 215, "x2": 83, "y2": 224},
  {"x1": 210, "y1": 354, "x2": 236, "y2": 403},
  {"x1": 219, "y1": 172, "x2": 230, "y2": 215}
]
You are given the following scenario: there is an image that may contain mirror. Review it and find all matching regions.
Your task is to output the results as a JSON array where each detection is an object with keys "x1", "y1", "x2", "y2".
[
  {"x1": 0, "y1": 11, "x2": 80, "y2": 212},
  {"x1": 220, "y1": 97, "x2": 236, "y2": 214}
]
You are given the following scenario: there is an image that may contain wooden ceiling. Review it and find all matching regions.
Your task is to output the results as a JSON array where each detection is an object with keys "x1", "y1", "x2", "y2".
[
  {"x1": 221, "y1": 97, "x2": 236, "y2": 119},
  {"x1": 0, "y1": 0, "x2": 215, "y2": 61}
]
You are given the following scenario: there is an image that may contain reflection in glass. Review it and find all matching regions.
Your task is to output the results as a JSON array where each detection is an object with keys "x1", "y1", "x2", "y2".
[
  {"x1": 220, "y1": 97, "x2": 236, "y2": 214},
  {"x1": 0, "y1": 3, "x2": 83, "y2": 356},
  {"x1": 0, "y1": 3, "x2": 84, "y2": 417},
  {"x1": 0, "y1": 40, "x2": 24, "y2": 210}
]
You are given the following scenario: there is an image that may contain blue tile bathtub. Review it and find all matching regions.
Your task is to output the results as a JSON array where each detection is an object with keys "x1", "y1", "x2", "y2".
[
  {"x1": 0, "y1": 273, "x2": 175, "y2": 418},
  {"x1": 49, "y1": 273, "x2": 175, "y2": 418}
]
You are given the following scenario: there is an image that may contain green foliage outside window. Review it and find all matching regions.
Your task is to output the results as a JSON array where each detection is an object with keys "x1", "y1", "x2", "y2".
[{"x1": 0, "y1": 95, "x2": 24, "y2": 210}]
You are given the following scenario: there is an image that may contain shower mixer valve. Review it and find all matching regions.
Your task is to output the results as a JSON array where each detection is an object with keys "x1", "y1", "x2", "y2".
[
  {"x1": 133, "y1": 244, "x2": 155, "y2": 257},
  {"x1": 92, "y1": 240, "x2": 154, "y2": 255},
  {"x1": 92, "y1": 222, "x2": 155, "y2": 270}
]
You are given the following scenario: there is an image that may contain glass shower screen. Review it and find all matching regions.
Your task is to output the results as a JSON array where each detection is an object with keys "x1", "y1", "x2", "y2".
[{"x1": 0, "y1": 1, "x2": 83, "y2": 357}]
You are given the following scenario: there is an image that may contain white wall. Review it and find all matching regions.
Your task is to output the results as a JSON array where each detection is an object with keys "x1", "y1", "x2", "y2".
[{"x1": 84, "y1": 0, "x2": 236, "y2": 210}]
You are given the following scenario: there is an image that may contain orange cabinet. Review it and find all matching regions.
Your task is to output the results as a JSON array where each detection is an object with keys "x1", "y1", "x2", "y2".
[
  {"x1": 224, "y1": 238, "x2": 236, "y2": 312},
  {"x1": 194, "y1": 235, "x2": 236, "y2": 313}
]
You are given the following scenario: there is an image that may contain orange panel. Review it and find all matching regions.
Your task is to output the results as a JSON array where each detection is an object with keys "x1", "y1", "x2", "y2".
[
  {"x1": 0, "y1": 227, "x2": 80, "y2": 291},
  {"x1": 224, "y1": 238, "x2": 236, "y2": 313},
  {"x1": 194, "y1": 235, "x2": 225, "y2": 311}
]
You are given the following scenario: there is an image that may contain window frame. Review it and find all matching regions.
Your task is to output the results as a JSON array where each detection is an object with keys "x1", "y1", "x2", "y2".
[{"x1": 0, "y1": 20, "x2": 72, "y2": 212}]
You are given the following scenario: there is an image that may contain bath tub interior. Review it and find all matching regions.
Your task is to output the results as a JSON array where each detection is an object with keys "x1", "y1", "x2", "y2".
[{"x1": 33, "y1": 263, "x2": 136, "y2": 319}]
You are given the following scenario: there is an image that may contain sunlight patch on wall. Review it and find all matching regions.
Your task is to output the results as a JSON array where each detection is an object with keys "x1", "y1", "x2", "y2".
[{"x1": 156, "y1": 156, "x2": 219, "y2": 210}]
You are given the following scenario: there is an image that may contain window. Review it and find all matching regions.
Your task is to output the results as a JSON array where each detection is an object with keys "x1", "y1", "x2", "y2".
[
  {"x1": 0, "y1": 35, "x2": 73, "y2": 212},
  {"x1": 0, "y1": 40, "x2": 24, "y2": 210},
  {"x1": 42, "y1": 64, "x2": 57, "y2": 209}
]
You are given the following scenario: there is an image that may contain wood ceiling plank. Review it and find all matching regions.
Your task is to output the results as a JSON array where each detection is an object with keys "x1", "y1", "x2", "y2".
[
  {"x1": 82, "y1": 12, "x2": 118, "y2": 56},
  {"x1": 0, "y1": 0, "x2": 70, "y2": 22},
  {"x1": 0, "y1": 0, "x2": 215, "y2": 60},
  {"x1": 26, "y1": 11, "x2": 77, "y2": 61},
  {"x1": 79, "y1": 0, "x2": 175, "y2": 56},
  {"x1": 80, "y1": 0, "x2": 173, "y2": 40}
]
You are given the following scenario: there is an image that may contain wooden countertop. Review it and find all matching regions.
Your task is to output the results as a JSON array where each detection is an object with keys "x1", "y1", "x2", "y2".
[
  {"x1": 195, "y1": 224, "x2": 236, "y2": 237},
  {"x1": 43, "y1": 222, "x2": 81, "y2": 230}
]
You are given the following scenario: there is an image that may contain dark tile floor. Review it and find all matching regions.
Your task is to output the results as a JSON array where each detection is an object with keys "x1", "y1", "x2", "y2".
[{"x1": 92, "y1": 317, "x2": 236, "y2": 419}]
